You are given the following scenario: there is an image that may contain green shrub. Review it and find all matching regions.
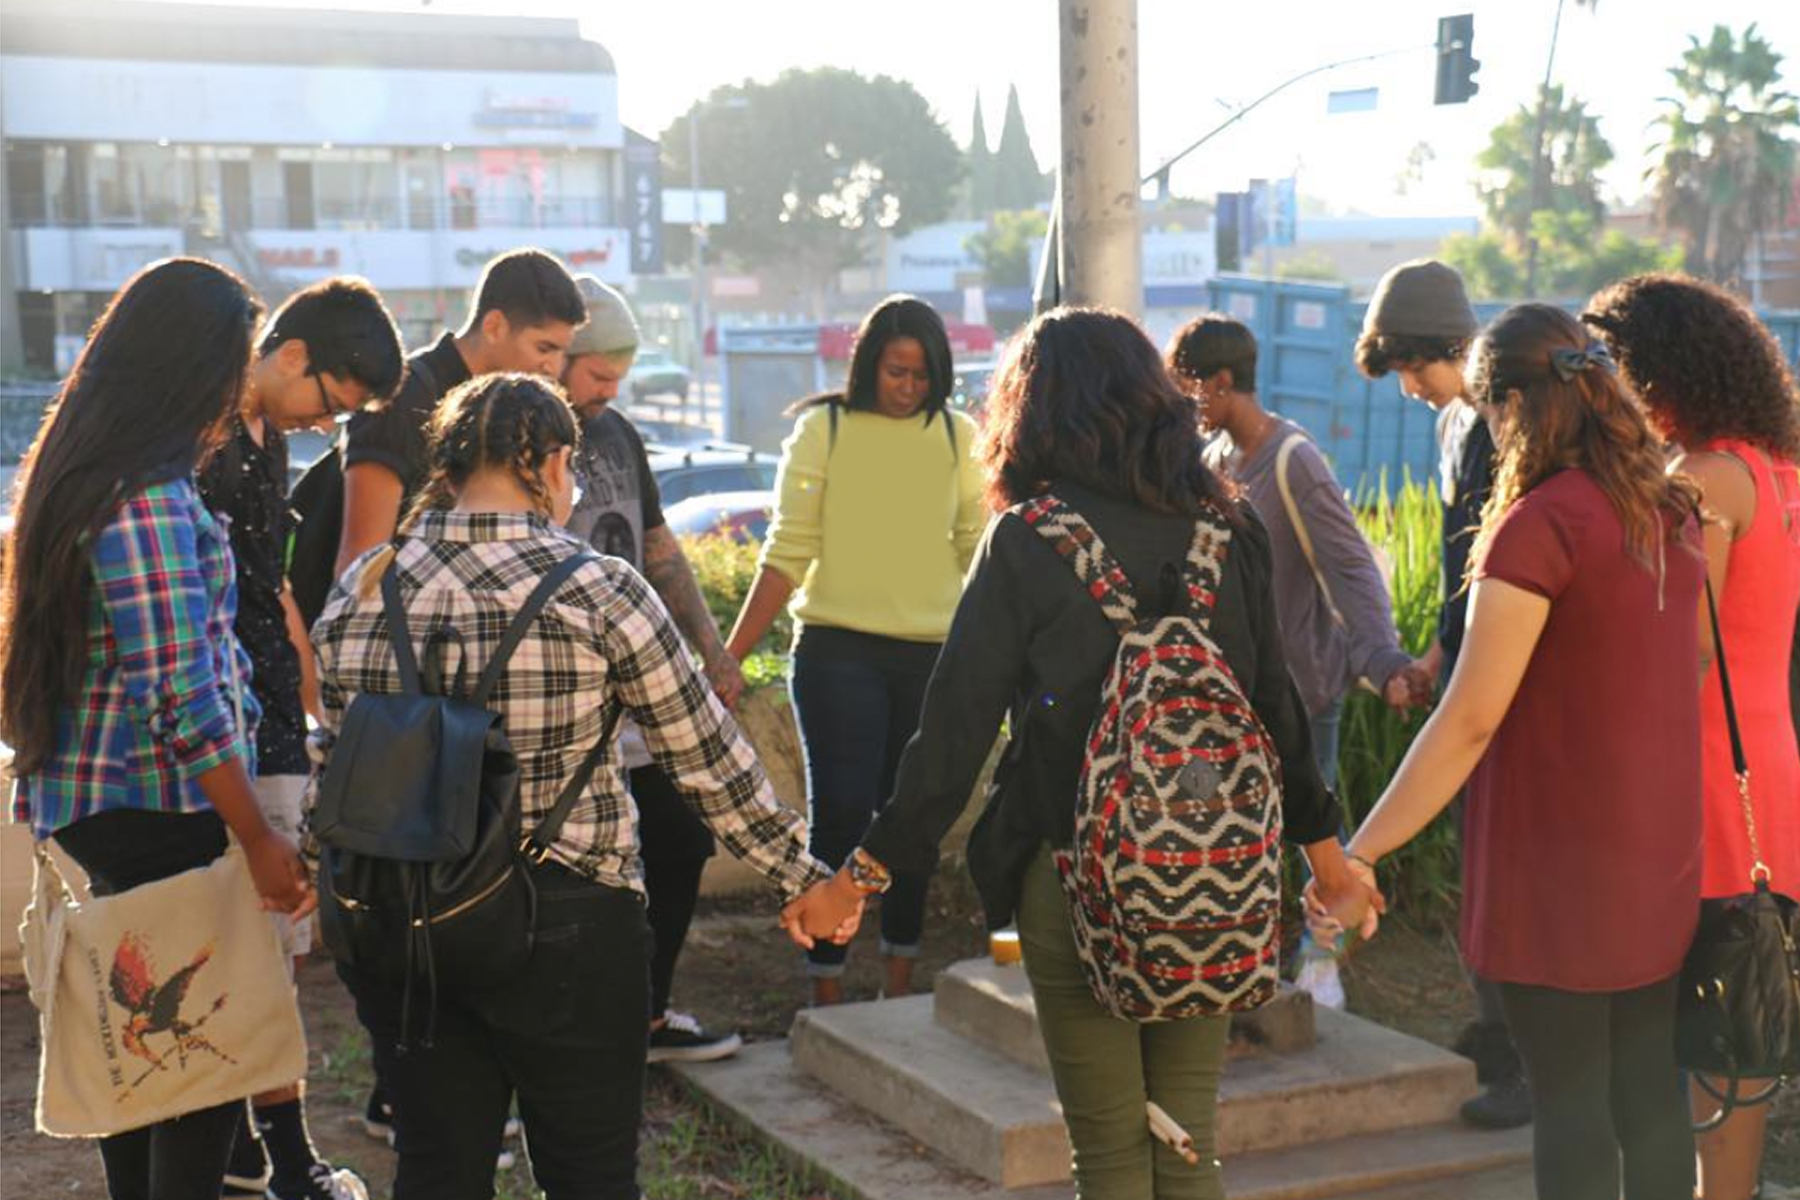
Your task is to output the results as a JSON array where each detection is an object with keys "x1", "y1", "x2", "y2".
[
  {"x1": 1339, "y1": 474, "x2": 1461, "y2": 922},
  {"x1": 678, "y1": 531, "x2": 791, "y2": 691}
]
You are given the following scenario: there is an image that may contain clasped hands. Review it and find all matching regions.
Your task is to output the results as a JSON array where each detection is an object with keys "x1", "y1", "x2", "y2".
[
  {"x1": 779, "y1": 868, "x2": 866, "y2": 950},
  {"x1": 1302, "y1": 852, "x2": 1384, "y2": 948}
]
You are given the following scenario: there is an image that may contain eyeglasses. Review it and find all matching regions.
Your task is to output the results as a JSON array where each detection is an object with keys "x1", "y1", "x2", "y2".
[{"x1": 313, "y1": 373, "x2": 349, "y2": 419}]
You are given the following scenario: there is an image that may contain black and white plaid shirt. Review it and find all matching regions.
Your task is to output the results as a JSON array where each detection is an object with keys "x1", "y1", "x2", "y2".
[{"x1": 309, "y1": 510, "x2": 831, "y2": 900}]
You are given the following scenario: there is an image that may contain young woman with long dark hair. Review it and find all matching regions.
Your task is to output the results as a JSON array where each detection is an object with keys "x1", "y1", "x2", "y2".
[
  {"x1": 311, "y1": 373, "x2": 847, "y2": 1199},
  {"x1": 788, "y1": 307, "x2": 1372, "y2": 1199},
  {"x1": 725, "y1": 294, "x2": 986, "y2": 1004},
  {"x1": 1585, "y1": 274, "x2": 1800, "y2": 1200},
  {"x1": 2, "y1": 257, "x2": 314, "y2": 1200},
  {"x1": 1339, "y1": 303, "x2": 1704, "y2": 1198}
]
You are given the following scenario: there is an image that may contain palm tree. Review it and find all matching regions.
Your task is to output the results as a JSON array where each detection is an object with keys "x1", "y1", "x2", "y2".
[{"x1": 1649, "y1": 24, "x2": 1799, "y2": 286}]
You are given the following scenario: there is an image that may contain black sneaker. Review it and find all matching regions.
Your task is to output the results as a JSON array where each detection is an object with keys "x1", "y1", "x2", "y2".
[
  {"x1": 647, "y1": 1010, "x2": 744, "y2": 1063},
  {"x1": 268, "y1": 1163, "x2": 370, "y2": 1200},
  {"x1": 1460, "y1": 1073, "x2": 1533, "y2": 1130},
  {"x1": 359, "y1": 1089, "x2": 393, "y2": 1145}
]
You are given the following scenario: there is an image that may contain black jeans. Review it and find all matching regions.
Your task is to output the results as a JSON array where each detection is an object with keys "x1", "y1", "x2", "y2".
[
  {"x1": 341, "y1": 862, "x2": 652, "y2": 1200},
  {"x1": 54, "y1": 810, "x2": 241, "y2": 1200},
  {"x1": 789, "y1": 625, "x2": 939, "y2": 974},
  {"x1": 631, "y1": 764, "x2": 715, "y2": 1016},
  {"x1": 1500, "y1": 975, "x2": 1694, "y2": 1200}
]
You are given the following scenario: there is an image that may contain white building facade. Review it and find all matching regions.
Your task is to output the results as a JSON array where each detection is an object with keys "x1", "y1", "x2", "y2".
[{"x1": 2, "y1": 0, "x2": 631, "y2": 368}]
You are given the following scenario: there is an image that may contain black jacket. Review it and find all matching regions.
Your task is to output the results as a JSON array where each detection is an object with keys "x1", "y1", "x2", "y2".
[{"x1": 860, "y1": 483, "x2": 1343, "y2": 929}]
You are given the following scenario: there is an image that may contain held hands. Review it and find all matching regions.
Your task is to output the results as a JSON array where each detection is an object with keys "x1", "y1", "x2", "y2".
[
  {"x1": 780, "y1": 872, "x2": 864, "y2": 950},
  {"x1": 1382, "y1": 661, "x2": 1437, "y2": 715},
  {"x1": 1302, "y1": 854, "x2": 1385, "y2": 947},
  {"x1": 705, "y1": 652, "x2": 748, "y2": 711},
  {"x1": 245, "y1": 829, "x2": 317, "y2": 920}
]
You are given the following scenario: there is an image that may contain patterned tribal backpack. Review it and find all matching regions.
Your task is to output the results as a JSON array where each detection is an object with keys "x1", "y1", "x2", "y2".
[{"x1": 1020, "y1": 494, "x2": 1283, "y2": 1022}]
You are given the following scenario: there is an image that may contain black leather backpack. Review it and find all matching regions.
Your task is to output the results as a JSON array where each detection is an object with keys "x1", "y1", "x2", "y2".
[{"x1": 313, "y1": 549, "x2": 615, "y2": 1042}]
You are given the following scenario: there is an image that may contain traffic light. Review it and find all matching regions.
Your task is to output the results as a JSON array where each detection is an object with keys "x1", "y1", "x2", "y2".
[{"x1": 1434, "y1": 14, "x2": 1479, "y2": 105}]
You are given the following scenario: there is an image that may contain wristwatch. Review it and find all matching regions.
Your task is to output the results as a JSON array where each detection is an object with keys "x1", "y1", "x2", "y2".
[{"x1": 847, "y1": 847, "x2": 893, "y2": 895}]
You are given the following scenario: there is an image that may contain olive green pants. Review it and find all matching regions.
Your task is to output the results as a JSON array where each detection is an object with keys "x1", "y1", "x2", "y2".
[{"x1": 1017, "y1": 847, "x2": 1229, "y2": 1200}]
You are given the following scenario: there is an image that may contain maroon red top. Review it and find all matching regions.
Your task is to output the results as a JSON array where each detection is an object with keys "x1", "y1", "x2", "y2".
[{"x1": 1460, "y1": 470, "x2": 1704, "y2": 992}]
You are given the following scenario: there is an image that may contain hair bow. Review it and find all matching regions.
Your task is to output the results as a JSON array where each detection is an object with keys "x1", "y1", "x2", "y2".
[{"x1": 1549, "y1": 341, "x2": 1617, "y2": 382}]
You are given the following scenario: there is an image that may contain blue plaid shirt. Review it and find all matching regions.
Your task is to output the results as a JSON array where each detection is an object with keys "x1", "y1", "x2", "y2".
[{"x1": 11, "y1": 477, "x2": 259, "y2": 839}]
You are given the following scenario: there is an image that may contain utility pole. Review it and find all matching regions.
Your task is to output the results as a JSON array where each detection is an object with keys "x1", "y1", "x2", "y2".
[
  {"x1": 1057, "y1": 0, "x2": 1141, "y2": 315},
  {"x1": 1523, "y1": 0, "x2": 1567, "y2": 297}
]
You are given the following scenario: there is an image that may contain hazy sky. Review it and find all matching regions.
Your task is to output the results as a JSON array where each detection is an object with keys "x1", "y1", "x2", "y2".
[{"x1": 147, "y1": 0, "x2": 1799, "y2": 216}]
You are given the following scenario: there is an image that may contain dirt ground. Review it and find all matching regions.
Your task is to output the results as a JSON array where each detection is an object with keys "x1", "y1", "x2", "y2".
[{"x1": 7, "y1": 864, "x2": 1800, "y2": 1196}]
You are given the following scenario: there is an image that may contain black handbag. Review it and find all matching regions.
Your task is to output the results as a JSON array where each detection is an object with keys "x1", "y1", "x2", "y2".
[
  {"x1": 1674, "y1": 579, "x2": 1800, "y2": 1131},
  {"x1": 314, "y1": 549, "x2": 619, "y2": 1041}
]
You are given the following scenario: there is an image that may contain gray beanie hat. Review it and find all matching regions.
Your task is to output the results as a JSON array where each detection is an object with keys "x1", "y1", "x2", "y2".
[
  {"x1": 568, "y1": 275, "x2": 641, "y2": 358},
  {"x1": 1363, "y1": 259, "x2": 1478, "y2": 341}
]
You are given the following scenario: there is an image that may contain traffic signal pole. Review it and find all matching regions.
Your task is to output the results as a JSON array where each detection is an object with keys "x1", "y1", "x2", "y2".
[{"x1": 1057, "y1": 0, "x2": 1142, "y2": 316}]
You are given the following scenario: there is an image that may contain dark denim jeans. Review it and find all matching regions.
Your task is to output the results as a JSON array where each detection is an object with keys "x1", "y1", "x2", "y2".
[
  {"x1": 341, "y1": 862, "x2": 652, "y2": 1200},
  {"x1": 55, "y1": 810, "x2": 242, "y2": 1200},
  {"x1": 630, "y1": 764, "x2": 715, "y2": 1016},
  {"x1": 790, "y1": 625, "x2": 940, "y2": 974}
]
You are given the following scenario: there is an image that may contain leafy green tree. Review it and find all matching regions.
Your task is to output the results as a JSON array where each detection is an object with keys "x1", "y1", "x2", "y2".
[
  {"x1": 664, "y1": 69, "x2": 963, "y2": 297},
  {"x1": 965, "y1": 209, "x2": 1049, "y2": 289},
  {"x1": 961, "y1": 93, "x2": 997, "y2": 217},
  {"x1": 991, "y1": 85, "x2": 1049, "y2": 211},
  {"x1": 1649, "y1": 23, "x2": 1799, "y2": 284},
  {"x1": 1444, "y1": 213, "x2": 1681, "y2": 300},
  {"x1": 1474, "y1": 84, "x2": 1612, "y2": 242}
]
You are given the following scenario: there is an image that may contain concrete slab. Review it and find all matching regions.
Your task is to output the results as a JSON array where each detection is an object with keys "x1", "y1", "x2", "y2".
[
  {"x1": 933, "y1": 959, "x2": 1316, "y2": 1074},
  {"x1": 791, "y1": 996, "x2": 1069, "y2": 1188},
  {"x1": 790, "y1": 993, "x2": 1479, "y2": 1185},
  {"x1": 670, "y1": 1041, "x2": 1532, "y2": 1200}
]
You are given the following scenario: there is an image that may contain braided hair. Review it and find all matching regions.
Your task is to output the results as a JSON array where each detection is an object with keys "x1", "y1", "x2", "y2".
[{"x1": 357, "y1": 372, "x2": 578, "y2": 597}]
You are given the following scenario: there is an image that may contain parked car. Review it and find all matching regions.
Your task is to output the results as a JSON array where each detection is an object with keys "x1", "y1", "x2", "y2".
[
  {"x1": 664, "y1": 490, "x2": 775, "y2": 544},
  {"x1": 285, "y1": 427, "x2": 333, "y2": 492},
  {"x1": 628, "y1": 349, "x2": 691, "y2": 402},
  {"x1": 951, "y1": 359, "x2": 996, "y2": 416},
  {"x1": 648, "y1": 442, "x2": 777, "y2": 507}
]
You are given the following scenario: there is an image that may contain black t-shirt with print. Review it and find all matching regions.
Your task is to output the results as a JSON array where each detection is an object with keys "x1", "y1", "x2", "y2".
[
  {"x1": 565, "y1": 408, "x2": 664, "y2": 570},
  {"x1": 197, "y1": 418, "x2": 309, "y2": 775}
]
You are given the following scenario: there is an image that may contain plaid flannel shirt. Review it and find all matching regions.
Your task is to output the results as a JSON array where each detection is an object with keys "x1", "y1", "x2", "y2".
[
  {"x1": 309, "y1": 511, "x2": 830, "y2": 900},
  {"x1": 12, "y1": 478, "x2": 260, "y2": 839}
]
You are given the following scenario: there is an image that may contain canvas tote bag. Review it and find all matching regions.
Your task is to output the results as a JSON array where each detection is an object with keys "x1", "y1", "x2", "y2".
[{"x1": 20, "y1": 839, "x2": 308, "y2": 1137}]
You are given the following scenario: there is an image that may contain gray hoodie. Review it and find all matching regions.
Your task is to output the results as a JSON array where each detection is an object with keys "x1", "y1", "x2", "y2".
[{"x1": 1203, "y1": 417, "x2": 1410, "y2": 716}]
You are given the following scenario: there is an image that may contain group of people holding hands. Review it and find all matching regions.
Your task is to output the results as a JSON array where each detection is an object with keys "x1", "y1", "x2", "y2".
[{"x1": 4, "y1": 243, "x2": 1796, "y2": 1200}]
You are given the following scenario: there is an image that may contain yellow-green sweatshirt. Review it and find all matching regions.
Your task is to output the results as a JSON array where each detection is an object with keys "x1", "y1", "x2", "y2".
[{"x1": 759, "y1": 403, "x2": 987, "y2": 644}]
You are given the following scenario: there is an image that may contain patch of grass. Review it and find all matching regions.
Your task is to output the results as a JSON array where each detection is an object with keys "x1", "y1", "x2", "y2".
[{"x1": 639, "y1": 1075, "x2": 836, "y2": 1200}]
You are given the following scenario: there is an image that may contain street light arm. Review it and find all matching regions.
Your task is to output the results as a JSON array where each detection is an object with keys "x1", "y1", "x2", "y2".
[{"x1": 1140, "y1": 42, "x2": 1430, "y2": 185}]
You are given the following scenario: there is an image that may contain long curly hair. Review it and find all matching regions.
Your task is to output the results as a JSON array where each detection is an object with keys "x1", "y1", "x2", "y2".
[
  {"x1": 980, "y1": 307, "x2": 1235, "y2": 519},
  {"x1": 1582, "y1": 273, "x2": 1800, "y2": 460},
  {"x1": 1469, "y1": 304, "x2": 1699, "y2": 573}
]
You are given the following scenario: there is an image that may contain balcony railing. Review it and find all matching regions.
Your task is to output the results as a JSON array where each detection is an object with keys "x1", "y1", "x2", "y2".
[{"x1": 7, "y1": 192, "x2": 617, "y2": 232}]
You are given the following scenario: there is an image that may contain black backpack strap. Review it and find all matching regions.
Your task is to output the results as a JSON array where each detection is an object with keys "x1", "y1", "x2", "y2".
[
  {"x1": 378, "y1": 560, "x2": 424, "y2": 694},
  {"x1": 827, "y1": 399, "x2": 841, "y2": 457},
  {"x1": 471, "y1": 549, "x2": 597, "y2": 706},
  {"x1": 1015, "y1": 493, "x2": 1139, "y2": 633},
  {"x1": 523, "y1": 700, "x2": 626, "y2": 862}
]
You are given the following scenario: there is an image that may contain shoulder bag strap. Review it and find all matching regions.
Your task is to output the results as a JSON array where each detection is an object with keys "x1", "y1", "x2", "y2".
[
  {"x1": 1178, "y1": 508, "x2": 1232, "y2": 620},
  {"x1": 1275, "y1": 432, "x2": 1347, "y2": 630},
  {"x1": 472, "y1": 550, "x2": 598, "y2": 706},
  {"x1": 1704, "y1": 577, "x2": 1762, "y2": 884},
  {"x1": 1016, "y1": 493, "x2": 1139, "y2": 633},
  {"x1": 378, "y1": 560, "x2": 423, "y2": 694},
  {"x1": 524, "y1": 701, "x2": 626, "y2": 861}
]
